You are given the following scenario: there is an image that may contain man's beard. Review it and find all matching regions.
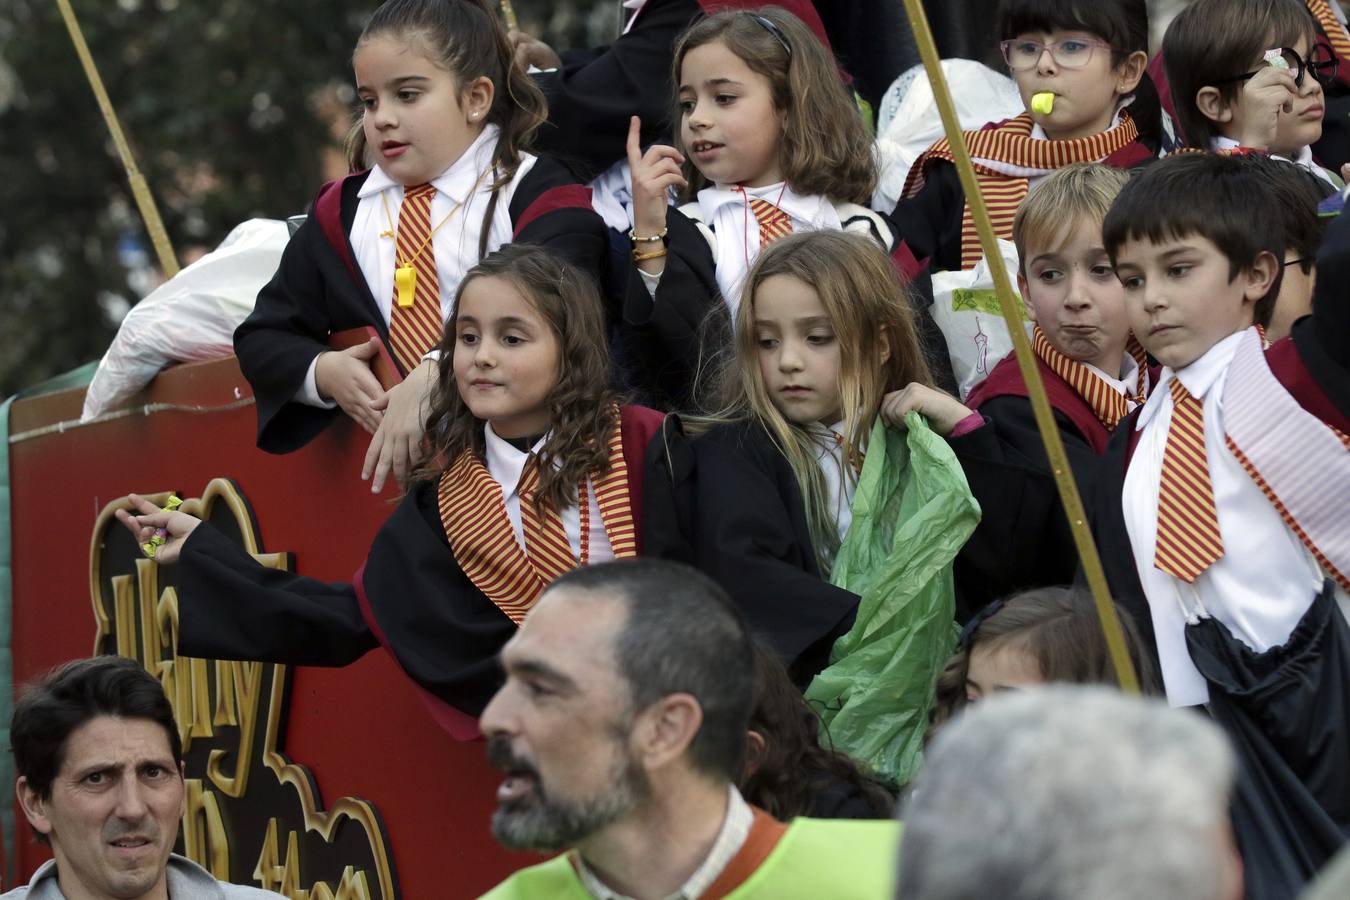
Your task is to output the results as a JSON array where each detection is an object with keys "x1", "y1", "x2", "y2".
[{"x1": 487, "y1": 735, "x2": 651, "y2": 851}]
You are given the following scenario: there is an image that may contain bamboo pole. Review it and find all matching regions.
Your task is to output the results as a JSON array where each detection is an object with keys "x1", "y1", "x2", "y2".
[
  {"x1": 899, "y1": 0, "x2": 1140, "y2": 693},
  {"x1": 55, "y1": 0, "x2": 180, "y2": 278},
  {"x1": 500, "y1": 0, "x2": 519, "y2": 33}
]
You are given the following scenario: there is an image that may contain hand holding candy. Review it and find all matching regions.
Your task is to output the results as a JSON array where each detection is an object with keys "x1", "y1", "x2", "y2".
[{"x1": 114, "y1": 493, "x2": 203, "y2": 565}]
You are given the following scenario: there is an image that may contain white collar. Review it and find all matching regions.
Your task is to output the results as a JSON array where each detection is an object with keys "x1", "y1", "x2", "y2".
[
  {"x1": 483, "y1": 420, "x2": 548, "y2": 494},
  {"x1": 1136, "y1": 328, "x2": 1249, "y2": 431},
  {"x1": 1083, "y1": 350, "x2": 1140, "y2": 396},
  {"x1": 696, "y1": 181, "x2": 834, "y2": 227},
  {"x1": 358, "y1": 124, "x2": 501, "y2": 200},
  {"x1": 575, "y1": 786, "x2": 753, "y2": 900},
  {"x1": 1212, "y1": 134, "x2": 1319, "y2": 169}
]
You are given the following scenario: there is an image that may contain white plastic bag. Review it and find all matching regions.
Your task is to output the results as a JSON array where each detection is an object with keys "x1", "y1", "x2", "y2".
[
  {"x1": 81, "y1": 218, "x2": 290, "y2": 420},
  {"x1": 874, "y1": 60, "x2": 1024, "y2": 212},
  {"x1": 930, "y1": 239, "x2": 1030, "y2": 400}
]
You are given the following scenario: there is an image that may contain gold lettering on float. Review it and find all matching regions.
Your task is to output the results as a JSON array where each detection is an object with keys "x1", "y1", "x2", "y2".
[
  {"x1": 256, "y1": 819, "x2": 374, "y2": 900},
  {"x1": 90, "y1": 479, "x2": 398, "y2": 900}
]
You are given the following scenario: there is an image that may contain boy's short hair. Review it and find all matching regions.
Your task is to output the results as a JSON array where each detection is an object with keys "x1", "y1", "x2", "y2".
[
  {"x1": 1260, "y1": 160, "x2": 1326, "y2": 275},
  {"x1": 1102, "y1": 152, "x2": 1286, "y2": 327},
  {"x1": 1013, "y1": 163, "x2": 1130, "y2": 275},
  {"x1": 1163, "y1": 0, "x2": 1316, "y2": 149}
]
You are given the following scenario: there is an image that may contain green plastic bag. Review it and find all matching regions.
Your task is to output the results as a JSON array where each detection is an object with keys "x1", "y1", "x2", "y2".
[{"x1": 804, "y1": 412, "x2": 980, "y2": 786}]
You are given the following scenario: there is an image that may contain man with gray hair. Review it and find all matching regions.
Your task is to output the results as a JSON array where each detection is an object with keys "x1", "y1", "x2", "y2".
[{"x1": 897, "y1": 686, "x2": 1243, "y2": 900}]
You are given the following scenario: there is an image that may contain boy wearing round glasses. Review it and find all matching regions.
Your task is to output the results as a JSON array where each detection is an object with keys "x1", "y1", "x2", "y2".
[{"x1": 1164, "y1": 0, "x2": 1341, "y2": 194}]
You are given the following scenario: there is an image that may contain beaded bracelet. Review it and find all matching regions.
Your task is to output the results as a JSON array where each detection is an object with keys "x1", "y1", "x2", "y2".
[{"x1": 628, "y1": 226, "x2": 668, "y2": 244}]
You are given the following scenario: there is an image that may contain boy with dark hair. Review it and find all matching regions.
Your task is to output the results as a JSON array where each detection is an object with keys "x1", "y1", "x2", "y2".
[
  {"x1": 1258, "y1": 154, "x2": 1328, "y2": 339},
  {"x1": 1097, "y1": 151, "x2": 1350, "y2": 899},
  {"x1": 1163, "y1": 0, "x2": 1340, "y2": 194}
]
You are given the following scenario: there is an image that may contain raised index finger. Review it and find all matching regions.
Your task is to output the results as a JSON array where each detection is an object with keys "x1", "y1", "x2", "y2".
[{"x1": 626, "y1": 116, "x2": 643, "y2": 170}]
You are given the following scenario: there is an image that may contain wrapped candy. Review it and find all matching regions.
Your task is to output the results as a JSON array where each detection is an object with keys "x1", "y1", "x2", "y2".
[
  {"x1": 1031, "y1": 91, "x2": 1055, "y2": 115},
  {"x1": 140, "y1": 495, "x2": 183, "y2": 558},
  {"x1": 1264, "y1": 48, "x2": 1290, "y2": 70}
]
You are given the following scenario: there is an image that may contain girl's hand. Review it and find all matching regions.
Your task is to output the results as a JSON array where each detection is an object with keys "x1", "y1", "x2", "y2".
[
  {"x1": 626, "y1": 116, "x2": 686, "y2": 272},
  {"x1": 315, "y1": 338, "x2": 387, "y2": 435},
  {"x1": 361, "y1": 359, "x2": 435, "y2": 493},
  {"x1": 880, "y1": 384, "x2": 974, "y2": 436},
  {"x1": 113, "y1": 494, "x2": 202, "y2": 566},
  {"x1": 509, "y1": 30, "x2": 561, "y2": 71},
  {"x1": 1234, "y1": 65, "x2": 1298, "y2": 151}
]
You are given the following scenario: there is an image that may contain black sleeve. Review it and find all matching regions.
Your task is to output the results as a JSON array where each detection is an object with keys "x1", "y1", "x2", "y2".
[
  {"x1": 529, "y1": 0, "x2": 702, "y2": 179},
  {"x1": 510, "y1": 156, "x2": 610, "y2": 286},
  {"x1": 176, "y1": 523, "x2": 378, "y2": 667},
  {"x1": 888, "y1": 160, "x2": 966, "y2": 275},
  {"x1": 619, "y1": 209, "x2": 724, "y2": 410},
  {"x1": 233, "y1": 213, "x2": 347, "y2": 454},
  {"x1": 643, "y1": 420, "x2": 859, "y2": 685},
  {"x1": 1297, "y1": 208, "x2": 1350, "y2": 415},
  {"x1": 946, "y1": 396, "x2": 1099, "y2": 619}
]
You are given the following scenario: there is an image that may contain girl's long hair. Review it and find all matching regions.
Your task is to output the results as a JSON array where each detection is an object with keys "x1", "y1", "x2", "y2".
[
  {"x1": 928, "y1": 587, "x2": 1157, "y2": 735},
  {"x1": 356, "y1": 0, "x2": 548, "y2": 256},
  {"x1": 999, "y1": 0, "x2": 1163, "y2": 153},
  {"x1": 416, "y1": 244, "x2": 621, "y2": 514},
  {"x1": 671, "y1": 7, "x2": 876, "y2": 204},
  {"x1": 741, "y1": 642, "x2": 896, "y2": 819},
  {"x1": 693, "y1": 231, "x2": 933, "y2": 573}
]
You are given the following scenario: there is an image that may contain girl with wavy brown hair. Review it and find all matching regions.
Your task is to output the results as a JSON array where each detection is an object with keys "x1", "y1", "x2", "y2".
[
  {"x1": 620, "y1": 6, "x2": 918, "y2": 409},
  {"x1": 119, "y1": 245, "x2": 665, "y2": 738}
]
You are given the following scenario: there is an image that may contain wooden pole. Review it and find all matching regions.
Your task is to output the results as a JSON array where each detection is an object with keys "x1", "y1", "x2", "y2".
[
  {"x1": 898, "y1": 0, "x2": 1140, "y2": 692},
  {"x1": 55, "y1": 0, "x2": 180, "y2": 278}
]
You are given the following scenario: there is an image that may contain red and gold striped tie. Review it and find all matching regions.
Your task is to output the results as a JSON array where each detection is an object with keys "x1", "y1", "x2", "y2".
[
  {"x1": 749, "y1": 197, "x2": 792, "y2": 248},
  {"x1": 1154, "y1": 379, "x2": 1225, "y2": 582},
  {"x1": 387, "y1": 183, "x2": 444, "y2": 374},
  {"x1": 517, "y1": 455, "x2": 580, "y2": 585}
]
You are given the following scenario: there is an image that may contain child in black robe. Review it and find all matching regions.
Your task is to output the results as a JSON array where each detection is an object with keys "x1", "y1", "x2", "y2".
[
  {"x1": 119, "y1": 245, "x2": 663, "y2": 739},
  {"x1": 235, "y1": 0, "x2": 606, "y2": 471}
]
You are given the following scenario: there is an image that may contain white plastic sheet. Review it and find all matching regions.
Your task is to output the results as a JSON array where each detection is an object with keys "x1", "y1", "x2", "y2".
[
  {"x1": 81, "y1": 218, "x2": 289, "y2": 420},
  {"x1": 874, "y1": 59, "x2": 1024, "y2": 212},
  {"x1": 930, "y1": 239, "x2": 1030, "y2": 401}
]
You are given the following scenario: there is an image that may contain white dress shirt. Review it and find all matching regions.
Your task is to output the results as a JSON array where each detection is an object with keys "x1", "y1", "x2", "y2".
[
  {"x1": 1122, "y1": 329, "x2": 1328, "y2": 706},
  {"x1": 812, "y1": 421, "x2": 858, "y2": 546},
  {"x1": 483, "y1": 424, "x2": 615, "y2": 563},
  {"x1": 575, "y1": 786, "x2": 754, "y2": 900},
  {"x1": 297, "y1": 125, "x2": 539, "y2": 406}
]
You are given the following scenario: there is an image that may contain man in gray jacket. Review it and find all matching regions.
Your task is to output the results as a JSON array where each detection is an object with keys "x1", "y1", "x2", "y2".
[{"x1": 5, "y1": 655, "x2": 279, "y2": 900}]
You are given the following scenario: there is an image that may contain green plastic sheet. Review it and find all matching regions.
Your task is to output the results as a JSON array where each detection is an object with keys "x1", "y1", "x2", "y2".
[{"x1": 804, "y1": 412, "x2": 980, "y2": 787}]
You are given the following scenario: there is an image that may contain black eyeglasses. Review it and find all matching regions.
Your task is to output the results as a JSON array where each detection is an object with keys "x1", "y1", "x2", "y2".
[
  {"x1": 1282, "y1": 256, "x2": 1310, "y2": 268},
  {"x1": 1216, "y1": 43, "x2": 1339, "y2": 89}
]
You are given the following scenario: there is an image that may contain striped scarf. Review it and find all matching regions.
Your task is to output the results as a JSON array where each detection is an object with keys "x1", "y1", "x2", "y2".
[
  {"x1": 1031, "y1": 325, "x2": 1149, "y2": 430},
  {"x1": 902, "y1": 112, "x2": 1142, "y2": 269},
  {"x1": 437, "y1": 412, "x2": 637, "y2": 624}
]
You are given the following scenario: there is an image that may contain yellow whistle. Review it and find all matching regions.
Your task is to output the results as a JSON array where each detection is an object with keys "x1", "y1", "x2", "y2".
[
  {"x1": 395, "y1": 266, "x2": 416, "y2": 308},
  {"x1": 1031, "y1": 92, "x2": 1055, "y2": 115}
]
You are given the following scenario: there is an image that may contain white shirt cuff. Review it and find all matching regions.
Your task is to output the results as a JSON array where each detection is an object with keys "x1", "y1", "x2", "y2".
[
  {"x1": 295, "y1": 353, "x2": 338, "y2": 408},
  {"x1": 638, "y1": 266, "x2": 662, "y2": 298}
]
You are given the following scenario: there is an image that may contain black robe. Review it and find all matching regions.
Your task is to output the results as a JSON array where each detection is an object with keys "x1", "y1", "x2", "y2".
[
  {"x1": 178, "y1": 406, "x2": 665, "y2": 731},
  {"x1": 643, "y1": 417, "x2": 858, "y2": 685},
  {"x1": 234, "y1": 158, "x2": 607, "y2": 454}
]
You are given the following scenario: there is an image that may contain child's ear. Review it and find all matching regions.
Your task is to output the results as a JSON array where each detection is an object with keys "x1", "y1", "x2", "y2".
[
  {"x1": 1195, "y1": 86, "x2": 1234, "y2": 125},
  {"x1": 1114, "y1": 50, "x2": 1148, "y2": 96},
  {"x1": 878, "y1": 325, "x2": 892, "y2": 365},
  {"x1": 1016, "y1": 272, "x2": 1037, "y2": 322},
  {"x1": 462, "y1": 75, "x2": 495, "y2": 122},
  {"x1": 1241, "y1": 250, "x2": 1281, "y2": 305}
]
